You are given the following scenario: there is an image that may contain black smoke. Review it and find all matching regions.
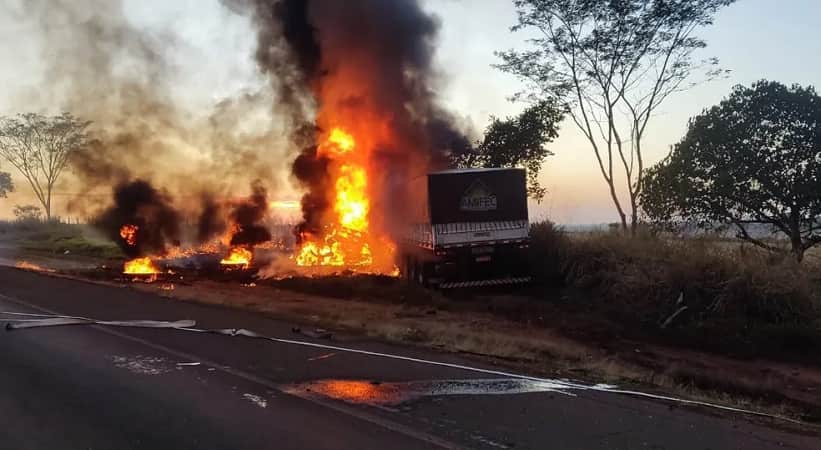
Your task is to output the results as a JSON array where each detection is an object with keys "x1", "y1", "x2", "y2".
[
  {"x1": 228, "y1": 0, "x2": 471, "y2": 239},
  {"x1": 196, "y1": 193, "x2": 226, "y2": 244},
  {"x1": 94, "y1": 179, "x2": 181, "y2": 257},
  {"x1": 291, "y1": 145, "x2": 330, "y2": 238},
  {"x1": 228, "y1": 180, "x2": 272, "y2": 247},
  {"x1": 221, "y1": 0, "x2": 319, "y2": 127}
]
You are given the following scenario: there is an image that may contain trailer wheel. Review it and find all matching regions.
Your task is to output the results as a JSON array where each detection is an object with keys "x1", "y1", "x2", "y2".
[
  {"x1": 403, "y1": 255, "x2": 414, "y2": 284},
  {"x1": 417, "y1": 261, "x2": 432, "y2": 288}
]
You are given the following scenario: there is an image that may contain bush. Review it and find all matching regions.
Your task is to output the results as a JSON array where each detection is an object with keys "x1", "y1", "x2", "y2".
[
  {"x1": 562, "y1": 234, "x2": 819, "y2": 327},
  {"x1": 528, "y1": 221, "x2": 569, "y2": 285}
]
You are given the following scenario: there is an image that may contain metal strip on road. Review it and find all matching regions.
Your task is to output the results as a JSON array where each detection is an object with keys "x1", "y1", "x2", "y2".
[
  {"x1": 4, "y1": 315, "x2": 196, "y2": 330},
  {"x1": 0, "y1": 291, "x2": 805, "y2": 426}
]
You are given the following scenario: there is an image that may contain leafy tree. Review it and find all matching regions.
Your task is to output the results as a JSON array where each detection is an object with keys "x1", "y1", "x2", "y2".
[
  {"x1": 455, "y1": 100, "x2": 563, "y2": 201},
  {"x1": 642, "y1": 81, "x2": 821, "y2": 262},
  {"x1": 497, "y1": 0, "x2": 735, "y2": 233},
  {"x1": 13, "y1": 204, "x2": 43, "y2": 222},
  {"x1": 0, "y1": 170, "x2": 11, "y2": 198},
  {"x1": 0, "y1": 113, "x2": 91, "y2": 219}
]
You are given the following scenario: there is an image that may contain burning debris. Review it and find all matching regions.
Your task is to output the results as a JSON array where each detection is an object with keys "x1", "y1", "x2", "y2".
[
  {"x1": 95, "y1": 179, "x2": 181, "y2": 258},
  {"x1": 87, "y1": 177, "x2": 278, "y2": 278},
  {"x1": 220, "y1": 247, "x2": 253, "y2": 270},
  {"x1": 123, "y1": 257, "x2": 161, "y2": 282}
]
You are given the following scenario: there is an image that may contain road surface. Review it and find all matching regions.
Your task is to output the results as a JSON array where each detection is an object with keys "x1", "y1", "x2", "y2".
[{"x1": 0, "y1": 266, "x2": 816, "y2": 449}]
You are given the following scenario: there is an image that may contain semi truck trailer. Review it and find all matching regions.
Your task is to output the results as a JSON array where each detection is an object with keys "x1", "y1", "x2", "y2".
[{"x1": 400, "y1": 167, "x2": 531, "y2": 288}]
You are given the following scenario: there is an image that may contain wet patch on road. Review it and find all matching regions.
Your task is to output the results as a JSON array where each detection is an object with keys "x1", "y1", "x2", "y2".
[{"x1": 282, "y1": 378, "x2": 574, "y2": 406}]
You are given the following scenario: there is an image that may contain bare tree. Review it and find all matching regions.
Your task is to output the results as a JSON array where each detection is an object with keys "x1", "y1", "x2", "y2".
[
  {"x1": 497, "y1": 0, "x2": 735, "y2": 234},
  {"x1": 0, "y1": 113, "x2": 91, "y2": 219}
]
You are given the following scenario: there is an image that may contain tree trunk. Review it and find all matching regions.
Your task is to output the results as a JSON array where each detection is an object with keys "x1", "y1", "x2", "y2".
[
  {"x1": 788, "y1": 210, "x2": 803, "y2": 263},
  {"x1": 790, "y1": 234, "x2": 805, "y2": 263},
  {"x1": 45, "y1": 186, "x2": 52, "y2": 221},
  {"x1": 606, "y1": 180, "x2": 628, "y2": 232}
]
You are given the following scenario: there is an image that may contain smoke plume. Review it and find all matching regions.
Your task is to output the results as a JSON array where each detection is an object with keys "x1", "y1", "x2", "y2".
[
  {"x1": 228, "y1": 180, "x2": 272, "y2": 247},
  {"x1": 5, "y1": 0, "x2": 471, "y2": 260},
  {"x1": 6, "y1": 0, "x2": 297, "y2": 222},
  {"x1": 229, "y1": 0, "x2": 471, "y2": 240},
  {"x1": 94, "y1": 180, "x2": 181, "y2": 257},
  {"x1": 196, "y1": 193, "x2": 226, "y2": 244}
]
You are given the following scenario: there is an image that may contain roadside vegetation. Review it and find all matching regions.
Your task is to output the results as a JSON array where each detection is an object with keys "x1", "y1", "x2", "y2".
[
  {"x1": 528, "y1": 223, "x2": 821, "y2": 361},
  {"x1": 0, "y1": 218, "x2": 123, "y2": 259}
]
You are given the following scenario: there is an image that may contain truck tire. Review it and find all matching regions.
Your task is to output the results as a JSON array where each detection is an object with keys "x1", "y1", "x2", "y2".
[
  {"x1": 416, "y1": 260, "x2": 431, "y2": 288},
  {"x1": 403, "y1": 255, "x2": 414, "y2": 284}
]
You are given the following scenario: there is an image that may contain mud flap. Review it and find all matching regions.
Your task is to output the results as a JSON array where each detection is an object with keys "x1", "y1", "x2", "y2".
[{"x1": 438, "y1": 276, "x2": 532, "y2": 289}]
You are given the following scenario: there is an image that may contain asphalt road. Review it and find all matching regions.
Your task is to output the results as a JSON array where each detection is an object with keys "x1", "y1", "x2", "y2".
[{"x1": 0, "y1": 266, "x2": 817, "y2": 450}]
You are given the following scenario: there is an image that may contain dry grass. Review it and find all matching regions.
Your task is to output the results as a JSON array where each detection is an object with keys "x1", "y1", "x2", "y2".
[{"x1": 529, "y1": 223, "x2": 821, "y2": 362}]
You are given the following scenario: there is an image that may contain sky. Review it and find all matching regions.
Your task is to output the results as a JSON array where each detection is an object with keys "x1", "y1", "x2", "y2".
[{"x1": 1, "y1": 0, "x2": 820, "y2": 224}]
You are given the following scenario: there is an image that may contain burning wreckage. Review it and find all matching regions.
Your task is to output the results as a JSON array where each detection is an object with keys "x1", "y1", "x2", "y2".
[{"x1": 74, "y1": 0, "x2": 531, "y2": 288}]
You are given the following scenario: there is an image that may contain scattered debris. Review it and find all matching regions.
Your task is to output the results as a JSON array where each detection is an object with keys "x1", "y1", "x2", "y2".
[
  {"x1": 112, "y1": 355, "x2": 173, "y2": 375},
  {"x1": 307, "y1": 352, "x2": 338, "y2": 362},
  {"x1": 242, "y1": 393, "x2": 268, "y2": 408},
  {"x1": 4, "y1": 316, "x2": 195, "y2": 331},
  {"x1": 661, "y1": 306, "x2": 689, "y2": 329},
  {"x1": 292, "y1": 327, "x2": 333, "y2": 340}
]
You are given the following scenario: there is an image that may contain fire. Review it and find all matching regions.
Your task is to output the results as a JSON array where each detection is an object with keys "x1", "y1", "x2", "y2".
[
  {"x1": 335, "y1": 164, "x2": 369, "y2": 232},
  {"x1": 120, "y1": 224, "x2": 138, "y2": 246},
  {"x1": 323, "y1": 128, "x2": 356, "y2": 155},
  {"x1": 220, "y1": 247, "x2": 252, "y2": 269},
  {"x1": 294, "y1": 127, "x2": 396, "y2": 274},
  {"x1": 123, "y1": 257, "x2": 160, "y2": 275}
]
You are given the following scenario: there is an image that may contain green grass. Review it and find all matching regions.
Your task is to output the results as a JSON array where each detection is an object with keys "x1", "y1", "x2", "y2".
[
  {"x1": 20, "y1": 235, "x2": 123, "y2": 259},
  {"x1": 0, "y1": 220, "x2": 123, "y2": 259}
]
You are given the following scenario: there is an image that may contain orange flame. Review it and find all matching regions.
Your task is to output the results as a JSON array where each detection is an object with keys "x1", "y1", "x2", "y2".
[
  {"x1": 322, "y1": 128, "x2": 356, "y2": 155},
  {"x1": 295, "y1": 127, "x2": 396, "y2": 274},
  {"x1": 220, "y1": 247, "x2": 252, "y2": 269},
  {"x1": 335, "y1": 164, "x2": 369, "y2": 232},
  {"x1": 120, "y1": 224, "x2": 138, "y2": 246},
  {"x1": 123, "y1": 257, "x2": 160, "y2": 275}
]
